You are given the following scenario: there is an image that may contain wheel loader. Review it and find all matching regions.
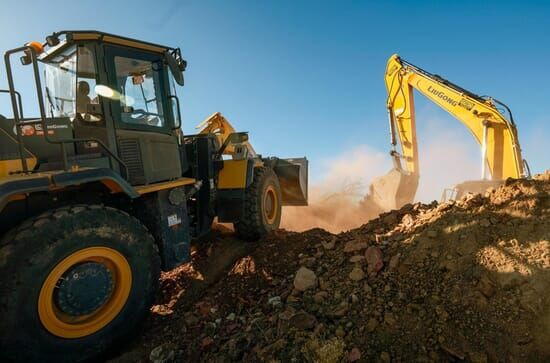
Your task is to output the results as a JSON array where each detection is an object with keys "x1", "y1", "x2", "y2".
[
  {"x1": 0, "y1": 30, "x2": 308, "y2": 362},
  {"x1": 365, "y1": 54, "x2": 530, "y2": 212}
]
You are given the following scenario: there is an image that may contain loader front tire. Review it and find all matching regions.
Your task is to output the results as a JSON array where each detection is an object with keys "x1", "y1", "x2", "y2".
[
  {"x1": 235, "y1": 167, "x2": 282, "y2": 241},
  {"x1": 0, "y1": 205, "x2": 160, "y2": 363}
]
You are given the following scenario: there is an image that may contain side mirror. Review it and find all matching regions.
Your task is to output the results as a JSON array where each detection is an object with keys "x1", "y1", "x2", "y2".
[
  {"x1": 165, "y1": 51, "x2": 185, "y2": 86},
  {"x1": 168, "y1": 95, "x2": 181, "y2": 129}
]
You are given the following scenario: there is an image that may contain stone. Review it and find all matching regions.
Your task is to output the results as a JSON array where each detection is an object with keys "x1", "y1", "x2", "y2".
[
  {"x1": 344, "y1": 240, "x2": 368, "y2": 253},
  {"x1": 322, "y1": 238, "x2": 336, "y2": 250},
  {"x1": 183, "y1": 312, "x2": 199, "y2": 326},
  {"x1": 384, "y1": 312, "x2": 397, "y2": 326},
  {"x1": 149, "y1": 343, "x2": 176, "y2": 363},
  {"x1": 226, "y1": 312, "x2": 236, "y2": 321},
  {"x1": 365, "y1": 246, "x2": 384, "y2": 275},
  {"x1": 268, "y1": 296, "x2": 282, "y2": 307},
  {"x1": 293, "y1": 267, "x2": 318, "y2": 291},
  {"x1": 366, "y1": 318, "x2": 378, "y2": 332},
  {"x1": 313, "y1": 291, "x2": 328, "y2": 304},
  {"x1": 290, "y1": 311, "x2": 317, "y2": 330},
  {"x1": 348, "y1": 347, "x2": 361, "y2": 362},
  {"x1": 200, "y1": 336, "x2": 214, "y2": 350},
  {"x1": 348, "y1": 267, "x2": 365, "y2": 281},
  {"x1": 389, "y1": 254, "x2": 401, "y2": 270},
  {"x1": 380, "y1": 351, "x2": 391, "y2": 363},
  {"x1": 479, "y1": 219, "x2": 491, "y2": 227},
  {"x1": 335, "y1": 326, "x2": 346, "y2": 337},
  {"x1": 349, "y1": 255, "x2": 365, "y2": 263},
  {"x1": 427, "y1": 229, "x2": 438, "y2": 238}
]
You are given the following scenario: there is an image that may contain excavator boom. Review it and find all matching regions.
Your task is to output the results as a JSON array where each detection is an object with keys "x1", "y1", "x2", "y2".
[{"x1": 368, "y1": 54, "x2": 527, "y2": 211}]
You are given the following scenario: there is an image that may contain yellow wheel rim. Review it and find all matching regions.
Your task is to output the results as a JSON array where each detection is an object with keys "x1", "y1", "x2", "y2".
[
  {"x1": 263, "y1": 185, "x2": 278, "y2": 224},
  {"x1": 38, "y1": 247, "x2": 132, "y2": 339}
]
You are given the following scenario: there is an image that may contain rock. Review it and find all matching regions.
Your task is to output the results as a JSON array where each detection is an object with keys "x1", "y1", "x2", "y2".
[
  {"x1": 469, "y1": 351, "x2": 488, "y2": 363},
  {"x1": 384, "y1": 312, "x2": 397, "y2": 326},
  {"x1": 149, "y1": 343, "x2": 176, "y2": 363},
  {"x1": 313, "y1": 291, "x2": 328, "y2": 304},
  {"x1": 365, "y1": 246, "x2": 384, "y2": 275},
  {"x1": 349, "y1": 255, "x2": 365, "y2": 263},
  {"x1": 348, "y1": 266, "x2": 365, "y2": 281},
  {"x1": 294, "y1": 267, "x2": 318, "y2": 291},
  {"x1": 389, "y1": 254, "x2": 401, "y2": 270},
  {"x1": 380, "y1": 351, "x2": 391, "y2": 363},
  {"x1": 402, "y1": 214, "x2": 414, "y2": 227},
  {"x1": 479, "y1": 219, "x2": 491, "y2": 227},
  {"x1": 226, "y1": 312, "x2": 236, "y2": 321},
  {"x1": 183, "y1": 312, "x2": 199, "y2": 326},
  {"x1": 335, "y1": 326, "x2": 346, "y2": 337},
  {"x1": 200, "y1": 336, "x2": 214, "y2": 350},
  {"x1": 478, "y1": 275, "x2": 495, "y2": 298},
  {"x1": 268, "y1": 296, "x2": 282, "y2": 307},
  {"x1": 322, "y1": 238, "x2": 336, "y2": 250},
  {"x1": 366, "y1": 318, "x2": 378, "y2": 332},
  {"x1": 348, "y1": 347, "x2": 361, "y2": 362},
  {"x1": 344, "y1": 240, "x2": 368, "y2": 253},
  {"x1": 435, "y1": 306, "x2": 449, "y2": 321},
  {"x1": 290, "y1": 311, "x2": 317, "y2": 330}
]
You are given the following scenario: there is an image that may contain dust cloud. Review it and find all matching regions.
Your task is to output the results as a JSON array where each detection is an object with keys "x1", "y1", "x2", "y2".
[{"x1": 281, "y1": 129, "x2": 480, "y2": 233}]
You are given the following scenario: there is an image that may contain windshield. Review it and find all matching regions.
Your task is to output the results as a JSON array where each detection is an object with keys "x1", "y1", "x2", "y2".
[{"x1": 44, "y1": 46, "x2": 77, "y2": 118}]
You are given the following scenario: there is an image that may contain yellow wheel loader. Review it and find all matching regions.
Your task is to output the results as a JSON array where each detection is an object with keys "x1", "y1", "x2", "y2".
[
  {"x1": 366, "y1": 54, "x2": 530, "y2": 211},
  {"x1": 0, "y1": 31, "x2": 307, "y2": 362}
]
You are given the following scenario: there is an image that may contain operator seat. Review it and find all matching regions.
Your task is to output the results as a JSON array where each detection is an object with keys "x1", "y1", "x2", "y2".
[{"x1": 76, "y1": 81, "x2": 91, "y2": 114}]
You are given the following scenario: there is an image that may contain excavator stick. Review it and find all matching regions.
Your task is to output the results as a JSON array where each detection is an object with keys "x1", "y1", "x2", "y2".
[{"x1": 365, "y1": 168, "x2": 419, "y2": 211}]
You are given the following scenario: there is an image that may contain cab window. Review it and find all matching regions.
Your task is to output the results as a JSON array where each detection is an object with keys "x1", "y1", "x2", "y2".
[{"x1": 113, "y1": 56, "x2": 165, "y2": 128}]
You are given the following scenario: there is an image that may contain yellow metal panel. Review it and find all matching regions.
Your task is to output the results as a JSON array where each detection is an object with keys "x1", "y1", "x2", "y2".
[
  {"x1": 135, "y1": 177, "x2": 196, "y2": 195},
  {"x1": 0, "y1": 158, "x2": 37, "y2": 177},
  {"x1": 218, "y1": 159, "x2": 248, "y2": 189}
]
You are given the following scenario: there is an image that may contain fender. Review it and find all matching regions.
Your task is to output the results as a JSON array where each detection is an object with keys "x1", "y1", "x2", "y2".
[{"x1": 0, "y1": 167, "x2": 139, "y2": 212}]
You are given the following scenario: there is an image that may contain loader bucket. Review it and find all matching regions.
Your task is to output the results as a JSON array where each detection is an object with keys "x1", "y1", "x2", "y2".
[
  {"x1": 273, "y1": 157, "x2": 308, "y2": 206},
  {"x1": 366, "y1": 168, "x2": 419, "y2": 212}
]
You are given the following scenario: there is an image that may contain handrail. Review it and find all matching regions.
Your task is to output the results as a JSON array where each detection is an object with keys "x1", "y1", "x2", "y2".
[{"x1": 0, "y1": 89, "x2": 24, "y2": 118}]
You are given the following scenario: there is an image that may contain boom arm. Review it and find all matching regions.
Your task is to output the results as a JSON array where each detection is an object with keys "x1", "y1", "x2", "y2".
[{"x1": 385, "y1": 54, "x2": 526, "y2": 180}]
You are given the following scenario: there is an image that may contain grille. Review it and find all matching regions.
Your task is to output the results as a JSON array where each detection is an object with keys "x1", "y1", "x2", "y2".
[{"x1": 118, "y1": 138, "x2": 145, "y2": 185}]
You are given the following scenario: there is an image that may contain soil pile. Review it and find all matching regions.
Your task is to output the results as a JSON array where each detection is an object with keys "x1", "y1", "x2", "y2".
[{"x1": 114, "y1": 172, "x2": 550, "y2": 363}]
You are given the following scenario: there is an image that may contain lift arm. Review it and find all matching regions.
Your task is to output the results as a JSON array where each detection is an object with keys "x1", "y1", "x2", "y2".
[{"x1": 385, "y1": 54, "x2": 526, "y2": 180}]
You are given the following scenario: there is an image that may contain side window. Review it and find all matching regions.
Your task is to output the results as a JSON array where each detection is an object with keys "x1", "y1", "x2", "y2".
[
  {"x1": 113, "y1": 56, "x2": 165, "y2": 128},
  {"x1": 76, "y1": 45, "x2": 102, "y2": 123}
]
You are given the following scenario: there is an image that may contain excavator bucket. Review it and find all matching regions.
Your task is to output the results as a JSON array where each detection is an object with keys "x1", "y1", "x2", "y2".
[
  {"x1": 273, "y1": 157, "x2": 308, "y2": 206},
  {"x1": 365, "y1": 168, "x2": 419, "y2": 212}
]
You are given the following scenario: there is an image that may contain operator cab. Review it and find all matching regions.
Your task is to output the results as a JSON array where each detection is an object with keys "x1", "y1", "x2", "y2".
[{"x1": 1, "y1": 31, "x2": 186, "y2": 185}]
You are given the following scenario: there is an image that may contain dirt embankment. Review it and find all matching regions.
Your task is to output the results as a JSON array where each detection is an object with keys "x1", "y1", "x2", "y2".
[{"x1": 112, "y1": 172, "x2": 550, "y2": 363}]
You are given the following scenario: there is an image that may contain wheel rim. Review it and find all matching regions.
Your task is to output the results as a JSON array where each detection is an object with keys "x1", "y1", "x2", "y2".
[
  {"x1": 263, "y1": 185, "x2": 278, "y2": 224},
  {"x1": 38, "y1": 247, "x2": 132, "y2": 338}
]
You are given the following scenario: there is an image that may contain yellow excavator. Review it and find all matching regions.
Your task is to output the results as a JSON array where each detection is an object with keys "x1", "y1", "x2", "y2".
[{"x1": 366, "y1": 54, "x2": 530, "y2": 211}]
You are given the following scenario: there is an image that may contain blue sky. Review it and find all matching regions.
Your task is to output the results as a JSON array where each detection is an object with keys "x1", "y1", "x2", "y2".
[{"x1": 1, "y1": 0, "x2": 548, "y2": 195}]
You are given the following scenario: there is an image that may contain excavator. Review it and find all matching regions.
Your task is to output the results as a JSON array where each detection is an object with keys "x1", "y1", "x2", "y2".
[{"x1": 366, "y1": 54, "x2": 530, "y2": 212}]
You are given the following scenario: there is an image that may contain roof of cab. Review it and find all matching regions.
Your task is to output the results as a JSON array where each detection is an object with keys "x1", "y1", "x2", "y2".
[{"x1": 48, "y1": 30, "x2": 175, "y2": 56}]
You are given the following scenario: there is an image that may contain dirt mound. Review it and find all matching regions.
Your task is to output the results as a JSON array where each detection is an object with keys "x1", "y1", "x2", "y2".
[{"x1": 112, "y1": 173, "x2": 550, "y2": 363}]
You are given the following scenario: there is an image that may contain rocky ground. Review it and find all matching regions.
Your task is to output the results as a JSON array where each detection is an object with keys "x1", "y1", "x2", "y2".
[{"x1": 111, "y1": 172, "x2": 550, "y2": 363}]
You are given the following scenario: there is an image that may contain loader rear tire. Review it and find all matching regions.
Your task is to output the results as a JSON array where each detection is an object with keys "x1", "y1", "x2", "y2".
[
  {"x1": 235, "y1": 167, "x2": 282, "y2": 241},
  {"x1": 0, "y1": 205, "x2": 160, "y2": 363}
]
